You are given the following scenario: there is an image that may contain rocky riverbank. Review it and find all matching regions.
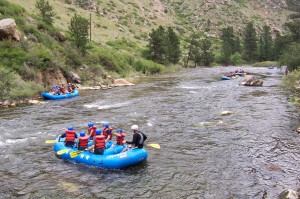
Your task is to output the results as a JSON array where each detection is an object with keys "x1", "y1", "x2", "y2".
[{"x1": 0, "y1": 78, "x2": 134, "y2": 108}]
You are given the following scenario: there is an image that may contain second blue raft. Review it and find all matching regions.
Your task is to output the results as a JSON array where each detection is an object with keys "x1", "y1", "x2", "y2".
[{"x1": 41, "y1": 89, "x2": 79, "y2": 100}]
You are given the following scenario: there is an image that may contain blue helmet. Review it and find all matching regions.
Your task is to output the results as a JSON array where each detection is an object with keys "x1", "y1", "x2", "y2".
[
  {"x1": 88, "y1": 122, "x2": 94, "y2": 127},
  {"x1": 116, "y1": 128, "x2": 123, "y2": 133},
  {"x1": 103, "y1": 123, "x2": 109, "y2": 127},
  {"x1": 96, "y1": 129, "x2": 102, "y2": 135},
  {"x1": 67, "y1": 126, "x2": 73, "y2": 130},
  {"x1": 80, "y1": 131, "x2": 86, "y2": 137}
]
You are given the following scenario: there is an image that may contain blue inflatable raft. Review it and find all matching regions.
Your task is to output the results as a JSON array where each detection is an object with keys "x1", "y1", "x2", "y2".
[
  {"x1": 221, "y1": 76, "x2": 231, "y2": 80},
  {"x1": 41, "y1": 90, "x2": 79, "y2": 100},
  {"x1": 53, "y1": 141, "x2": 148, "y2": 169}
]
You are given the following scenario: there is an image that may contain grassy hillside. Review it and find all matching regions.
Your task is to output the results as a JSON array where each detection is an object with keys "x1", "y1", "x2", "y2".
[
  {"x1": 9, "y1": 0, "x2": 177, "y2": 45},
  {"x1": 9, "y1": 0, "x2": 291, "y2": 44}
]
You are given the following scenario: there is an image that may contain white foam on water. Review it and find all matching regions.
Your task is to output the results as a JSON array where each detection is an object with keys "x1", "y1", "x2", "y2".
[
  {"x1": 84, "y1": 102, "x2": 130, "y2": 110},
  {"x1": 5, "y1": 138, "x2": 28, "y2": 144},
  {"x1": 147, "y1": 120, "x2": 153, "y2": 127}
]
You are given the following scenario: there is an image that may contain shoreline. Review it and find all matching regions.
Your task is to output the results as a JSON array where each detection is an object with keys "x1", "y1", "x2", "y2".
[{"x1": 0, "y1": 78, "x2": 135, "y2": 108}]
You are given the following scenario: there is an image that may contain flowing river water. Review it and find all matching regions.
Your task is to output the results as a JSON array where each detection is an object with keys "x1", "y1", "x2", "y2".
[{"x1": 0, "y1": 66, "x2": 299, "y2": 199}]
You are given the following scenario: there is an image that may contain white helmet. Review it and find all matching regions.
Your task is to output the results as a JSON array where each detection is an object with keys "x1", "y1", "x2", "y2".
[{"x1": 131, "y1": 125, "x2": 138, "y2": 130}]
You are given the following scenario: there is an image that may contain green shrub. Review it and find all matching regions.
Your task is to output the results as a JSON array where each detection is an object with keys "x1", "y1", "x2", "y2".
[
  {"x1": 63, "y1": 43, "x2": 83, "y2": 68},
  {"x1": 282, "y1": 69, "x2": 300, "y2": 94},
  {"x1": 0, "y1": 40, "x2": 27, "y2": 68},
  {"x1": 0, "y1": 66, "x2": 16, "y2": 100},
  {"x1": 134, "y1": 59, "x2": 164, "y2": 75},
  {"x1": 252, "y1": 61, "x2": 278, "y2": 67},
  {"x1": 27, "y1": 45, "x2": 54, "y2": 70},
  {"x1": 9, "y1": 80, "x2": 40, "y2": 100},
  {"x1": 280, "y1": 43, "x2": 300, "y2": 71},
  {"x1": 0, "y1": 0, "x2": 25, "y2": 18},
  {"x1": 230, "y1": 52, "x2": 243, "y2": 65}
]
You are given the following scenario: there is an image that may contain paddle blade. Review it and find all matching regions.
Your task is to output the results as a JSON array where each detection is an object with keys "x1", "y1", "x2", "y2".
[
  {"x1": 45, "y1": 140, "x2": 56, "y2": 144},
  {"x1": 70, "y1": 150, "x2": 83, "y2": 158},
  {"x1": 147, "y1": 144, "x2": 160, "y2": 149},
  {"x1": 56, "y1": 149, "x2": 69, "y2": 155}
]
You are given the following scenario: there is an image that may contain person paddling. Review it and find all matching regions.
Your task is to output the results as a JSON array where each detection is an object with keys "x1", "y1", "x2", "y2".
[
  {"x1": 87, "y1": 122, "x2": 97, "y2": 139},
  {"x1": 122, "y1": 125, "x2": 147, "y2": 152},
  {"x1": 102, "y1": 123, "x2": 113, "y2": 142},
  {"x1": 86, "y1": 129, "x2": 105, "y2": 155},
  {"x1": 59, "y1": 126, "x2": 78, "y2": 147},
  {"x1": 77, "y1": 131, "x2": 89, "y2": 150}
]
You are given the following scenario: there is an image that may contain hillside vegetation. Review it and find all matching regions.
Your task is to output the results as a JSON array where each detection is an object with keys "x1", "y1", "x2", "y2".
[
  {"x1": 9, "y1": 0, "x2": 291, "y2": 43},
  {"x1": 1, "y1": 0, "x2": 298, "y2": 104}
]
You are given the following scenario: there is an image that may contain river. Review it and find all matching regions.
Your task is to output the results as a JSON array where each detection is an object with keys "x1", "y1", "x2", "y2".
[{"x1": 0, "y1": 66, "x2": 299, "y2": 199}]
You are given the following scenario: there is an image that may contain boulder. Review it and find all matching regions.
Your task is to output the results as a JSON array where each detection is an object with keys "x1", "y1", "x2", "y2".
[
  {"x1": 240, "y1": 75, "x2": 263, "y2": 86},
  {"x1": 56, "y1": 31, "x2": 67, "y2": 42},
  {"x1": 113, "y1": 79, "x2": 135, "y2": 86},
  {"x1": 0, "y1": 18, "x2": 21, "y2": 41},
  {"x1": 69, "y1": 71, "x2": 81, "y2": 84},
  {"x1": 278, "y1": 189, "x2": 298, "y2": 199}
]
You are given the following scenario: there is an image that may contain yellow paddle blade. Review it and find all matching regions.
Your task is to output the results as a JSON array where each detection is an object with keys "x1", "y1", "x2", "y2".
[
  {"x1": 70, "y1": 150, "x2": 82, "y2": 158},
  {"x1": 45, "y1": 140, "x2": 56, "y2": 144},
  {"x1": 147, "y1": 144, "x2": 160, "y2": 149},
  {"x1": 56, "y1": 149, "x2": 69, "y2": 155}
]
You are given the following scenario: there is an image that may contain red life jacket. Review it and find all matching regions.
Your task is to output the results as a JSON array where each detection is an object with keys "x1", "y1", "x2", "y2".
[
  {"x1": 65, "y1": 130, "x2": 76, "y2": 142},
  {"x1": 103, "y1": 127, "x2": 113, "y2": 140},
  {"x1": 116, "y1": 133, "x2": 125, "y2": 145},
  {"x1": 67, "y1": 86, "x2": 73, "y2": 93},
  {"x1": 59, "y1": 87, "x2": 66, "y2": 94},
  {"x1": 88, "y1": 126, "x2": 97, "y2": 138},
  {"x1": 78, "y1": 135, "x2": 89, "y2": 148},
  {"x1": 95, "y1": 135, "x2": 105, "y2": 149}
]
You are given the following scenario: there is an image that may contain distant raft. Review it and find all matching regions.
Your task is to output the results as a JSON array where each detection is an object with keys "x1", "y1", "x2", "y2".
[
  {"x1": 41, "y1": 90, "x2": 79, "y2": 100},
  {"x1": 53, "y1": 141, "x2": 148, "y2": 169},
  {"x1": 221, "y1": 76, "x2": 232, "y2": 80}
]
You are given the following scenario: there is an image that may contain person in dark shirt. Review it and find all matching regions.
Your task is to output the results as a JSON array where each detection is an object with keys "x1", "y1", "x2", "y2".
[{"x1": 122, "y1": 125, "x2": 147, "y2": 152}]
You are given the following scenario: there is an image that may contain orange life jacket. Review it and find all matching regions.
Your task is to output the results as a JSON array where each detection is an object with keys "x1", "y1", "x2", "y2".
[
  {"x1": 88, "y1": 126, "x2": 97, "y2": 138},
  {"x1": 65, "y1": 130, "x2": 76, "y2": 142},
  {"x1": 78, "y1": 135, "x2": 89, "y2": 148},
  {"x1": 116, "y1": 133, "x2": 125, "y2": 145},
  {"x1": 95, "y1": 135, "x2": 105, "y2": 149},
  {"x1": 103, "y1": 127, "x2": 113, "y2": 140}
]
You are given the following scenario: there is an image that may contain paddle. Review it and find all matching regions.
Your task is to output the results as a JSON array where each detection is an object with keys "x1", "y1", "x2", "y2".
[
  {"x1": 56, "y1": 149, "x2": 70, "y2": 155},
  {"x1": 70, "y1": 150, "x2": 83, "y2": 158},
  {"x1": 147, "y1": 143, "x2": 160, "y2": 149},
  {"x1": 45, "y1": 140, "x2": 56, "y2": 144}
]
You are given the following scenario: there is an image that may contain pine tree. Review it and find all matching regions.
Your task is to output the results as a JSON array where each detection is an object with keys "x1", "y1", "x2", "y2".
[
  {"x1": 166, "y1": 27, "x2": 181, "y2": 64},
  {"x1": 185, "y1": 33, "x2": 200, "y2": 67},
  {"x1": 243, "y1": 22, "x2": 258, "y2": 62},
  {"x1": 68, "y1": 14, "x2": 90, "y2": 55},
  {"x1": 273, "y1": 34, "x2": 286, "y2": 60},
  {"x1": 200, "y1": 38, "x2": 214, "y2": 66},
  {"x1": 258, "y1": 36, "x2": 265, "y2": 61},
  {"x1": 285, "y1": 21, "x2": 300, "y2": 42},
  {"x1": 220, "y1": 26, "x2": 236, "y2": 65},
  {"x1": 146, "y1": 26, "x2": 167, "y2": 64},
  {"x1": 35, "y1": 0, "x2": 56, "y2": 25},
  {"x1": 286, "y1": 0, "x2": 300, "y2": 19},
  {"x1": 234, "y1": 36, "x2": 241, "y2": 53},
  {"x1": 263, "y1": 25, "x2": 273, "y2": 60}
]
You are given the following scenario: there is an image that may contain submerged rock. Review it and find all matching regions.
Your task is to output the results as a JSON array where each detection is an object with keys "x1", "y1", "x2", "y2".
[{"x1": 220, "y1": 111, "x2": 234, "y2": 116}]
